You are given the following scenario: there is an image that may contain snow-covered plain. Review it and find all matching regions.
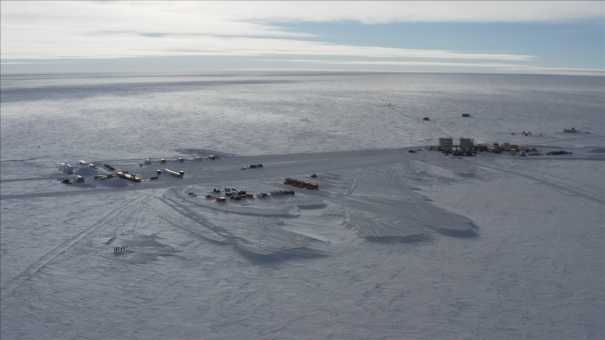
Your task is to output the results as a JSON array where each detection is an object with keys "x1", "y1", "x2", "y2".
[{"x1": 1, "y1": 72, "x2": 604, "y2": 339}]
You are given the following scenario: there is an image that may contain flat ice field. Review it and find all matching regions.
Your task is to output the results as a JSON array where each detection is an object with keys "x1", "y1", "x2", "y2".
[
  {"x1": 1, "y1": 73, "x2": 604, "y2": 339},
  {"x1": 2, "y1": 143, "x2": 604, "y2": 339}
]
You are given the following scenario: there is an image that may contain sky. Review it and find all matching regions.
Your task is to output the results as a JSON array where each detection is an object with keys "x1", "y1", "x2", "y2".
[{"x1": 1, "y1": 1, "x2": 604, "y2": 75}]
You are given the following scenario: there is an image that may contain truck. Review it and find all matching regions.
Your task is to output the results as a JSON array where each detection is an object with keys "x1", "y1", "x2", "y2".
[{"x1": 164, "y1": 169, "x2": 184, "y2": 178}]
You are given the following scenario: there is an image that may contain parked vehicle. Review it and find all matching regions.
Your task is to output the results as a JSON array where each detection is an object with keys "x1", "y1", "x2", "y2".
[
  {"x1": 546, "y1": 150, "x2": 572, "y2": 156},
  {"x1": 284, "y1": 178, "x2": 319, "y2": 190},
  {"x1": 164, "y1": 169, "x2": 184, "y2": 178}
]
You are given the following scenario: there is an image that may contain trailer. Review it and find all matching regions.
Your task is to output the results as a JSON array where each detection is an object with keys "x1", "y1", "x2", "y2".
[
  {"x1": 474, "y1": 144, "x2": 489, "y2": 152},
  {"x1": 116, "y1": 171, "x2": 143, "y2": 182},
  {"x1": 164, "y1": 169, "x2": 184, "y2": 178},
  {"x1": 57, "y1": 162, "x2": 74, "y2": 174},
  {"x1": 271, "y1": 190, "x2": 295, "y2": 196},
  {"x1": 241, "y1": 163, "x2": 264, "y2": 170},
  {"x1": 284, "y1": 178, "x2": 319, "y2": 190},
  {"x1": 563, "y1": 127, "x2": 578, "y2": 134}
]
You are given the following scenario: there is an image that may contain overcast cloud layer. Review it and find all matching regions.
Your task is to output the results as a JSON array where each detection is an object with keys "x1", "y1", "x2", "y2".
[{"x1": 1, "y1": 1, "x2": 604, "y2": 74}]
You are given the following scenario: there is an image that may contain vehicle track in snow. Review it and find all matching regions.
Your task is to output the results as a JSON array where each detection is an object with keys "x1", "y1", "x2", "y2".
[
  {"x1": 0, "y1": 194, "x2": 147, "y2": 301},
  {"x1": 0, "y1": 176, "x2": 54, "y2": 183},
  {"x1": 158, "y1": 195, "x2": 231, "y2": 244},
  {"x1": 477, "y1": 161, "x2": 605, "y2": 205}
]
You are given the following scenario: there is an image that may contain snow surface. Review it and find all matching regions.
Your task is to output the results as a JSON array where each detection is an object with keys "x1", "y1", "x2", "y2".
[
  {"x1": 1, "y1": 144, "x2": 604, "y2": 340},
  {"x1": 1, "y1": 73, "x2": 604, "y2": 339}
]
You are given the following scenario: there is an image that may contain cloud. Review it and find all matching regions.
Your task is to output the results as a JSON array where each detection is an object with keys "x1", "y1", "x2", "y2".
[
  {"x1": 193, "y1": 1, "x2": 605, "y2": 23},
  {"x1": 273, "y1": 59, "x2": 529, "y2": 68},
  {"x1": 87, "y1": 30, "x2": 316, "y2": 40},
  {"x1": 0, "y1": 1, "x2": 601, "y2": 67},
  {"x1": 269, "y1": 58, "x2": 605, "y2": 75}
]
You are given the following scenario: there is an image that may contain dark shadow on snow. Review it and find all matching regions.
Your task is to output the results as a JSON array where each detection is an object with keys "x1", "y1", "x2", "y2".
[
  {"x1": 234, "y1": 245, "x2": 329, "y2": 264},
  {"x1": 364, "y1": 233, "x2": 432, "y2": 243},
  {"x1": 434, "y1": 224, "x2": 480, "y2": 238}
]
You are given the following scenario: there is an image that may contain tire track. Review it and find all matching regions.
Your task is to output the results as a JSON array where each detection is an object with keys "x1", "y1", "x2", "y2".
[
  {"x1": 157, "y1": 196, "x2": 231, "y2": 244},
  {"x1": 1, "y1": 194, "x2": 146, "y2": 301},
  {"x1": 0, "y1": 176, "x2": 54, "y2": 183},
  {"x1": 478, "y1": 162, "x2": 605, "y2": 204}
]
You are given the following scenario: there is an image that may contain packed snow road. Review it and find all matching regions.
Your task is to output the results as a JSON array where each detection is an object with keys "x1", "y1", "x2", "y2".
[
  {"x1": 1, "y1": 148, "x2": 416, "y2": 200},
  {"x1": 1, "y1": 146, "x2": 604, "y2": 340}
]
